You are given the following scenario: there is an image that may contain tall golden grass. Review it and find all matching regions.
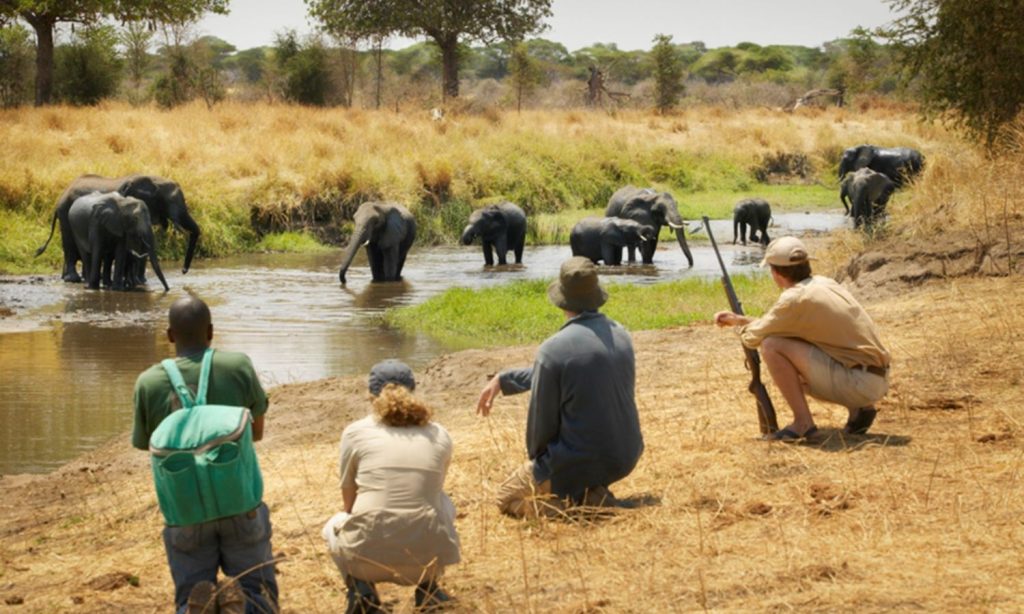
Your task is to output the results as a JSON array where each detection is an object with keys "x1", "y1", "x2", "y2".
[{"x1": 0, "y1": 102, "x2": 953, "y2": 272}]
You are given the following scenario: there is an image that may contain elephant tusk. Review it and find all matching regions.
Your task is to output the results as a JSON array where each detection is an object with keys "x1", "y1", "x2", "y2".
[
  {"x1": 130, "y1": 249, "x2": 146, "y2": 259},
  {"x1": 667, "y1": 221, "x2": 685, "y2": 230},
  {"x1": 362, "y1": 240, "x2": 370, "y2": 247}
]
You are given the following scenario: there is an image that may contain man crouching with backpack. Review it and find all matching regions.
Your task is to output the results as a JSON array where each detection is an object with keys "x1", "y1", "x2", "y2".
[{"x1": 132, "y1": 296, "x2": 278, "y2": 614}]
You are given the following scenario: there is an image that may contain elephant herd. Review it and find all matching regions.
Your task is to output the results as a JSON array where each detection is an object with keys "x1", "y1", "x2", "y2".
[
  {"x1": 838, "y1": 144, "x2": 924, "y2": 228},
  {"x1": 37, "y1": 146, "x2": 924, "y2": 291},
  {"x1": 36, "y1": 174, "x2": 201, "y2": 292}
]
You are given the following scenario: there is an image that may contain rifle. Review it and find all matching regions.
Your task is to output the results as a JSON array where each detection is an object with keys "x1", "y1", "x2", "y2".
[{"x1": 702, "y1": 216, "x2": 779, "y2": 435}]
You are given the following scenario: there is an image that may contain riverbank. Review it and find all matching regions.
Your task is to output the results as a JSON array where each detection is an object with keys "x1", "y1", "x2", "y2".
[
  {"x1": 2, "y1": 262, "x2": 1023, "y2": 611},
  {"x1": 0, "y1": 103, "x2": 937, "y2": 274}
]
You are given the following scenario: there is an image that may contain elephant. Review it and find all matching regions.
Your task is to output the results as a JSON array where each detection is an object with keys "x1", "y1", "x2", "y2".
[
  {"x1": 67, "y1": 192, "x2": 169, "y2": 291},
  {"x1": 838, "y1": 145, "x2": 924, "y2": 187},
  {"x1": 605, "y1": 186, "x2": 693, "y2": 267},
  {"x1": 460, "y1": 201, "x2": 527, "y2": 266},
  {"x1": 338, "y1": 201, "x2": 416, "y2": 285},
  {"x1": 732, "y1": 198, "x2": 772, "y2": 246},
  {"x1": 842, "y1": 168, "x2": 895, "y2": 229},
  {"x1": 570, "y1": 217, "x2": 656, "y2": 265},
  {"x1": 36, "y1": 174, "x2": 200, "y2": 282}
]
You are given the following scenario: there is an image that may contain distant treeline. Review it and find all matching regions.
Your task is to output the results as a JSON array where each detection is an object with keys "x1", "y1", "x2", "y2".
[{"x1": 0, "y1": 23, "x2": 902, "y2": 111}]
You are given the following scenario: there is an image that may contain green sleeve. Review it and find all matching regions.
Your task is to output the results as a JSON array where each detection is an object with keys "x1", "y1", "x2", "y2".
[
  {"x1": 131, "y1": 376, "x2": 150, "y2": 451},
  {"x1": 239, "y1": 354, "x2": 269, "y2": 417}
]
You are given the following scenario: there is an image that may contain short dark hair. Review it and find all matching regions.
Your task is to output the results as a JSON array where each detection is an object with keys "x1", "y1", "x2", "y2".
[
  {"x1": 168, "y1": 296, "x2": 211, "y2": 344},
  {"x1": 770, "y1": 261, "x2": 812, "y2": 283}
]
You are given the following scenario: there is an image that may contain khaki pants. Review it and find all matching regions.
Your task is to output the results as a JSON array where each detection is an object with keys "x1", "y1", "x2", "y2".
[{"x1": 495, "y1": 461, "x2": 561, "y2": 518}]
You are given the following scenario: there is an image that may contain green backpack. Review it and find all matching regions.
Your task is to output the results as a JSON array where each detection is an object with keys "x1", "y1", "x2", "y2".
[{"x1": 148, "y1": 349, "x2": 263, "y2": 526}]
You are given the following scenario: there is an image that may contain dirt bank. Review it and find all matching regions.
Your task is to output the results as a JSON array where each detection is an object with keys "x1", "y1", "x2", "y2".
[{"x1": 1, "y1": 266, "x2": 1023, "y2": 612}]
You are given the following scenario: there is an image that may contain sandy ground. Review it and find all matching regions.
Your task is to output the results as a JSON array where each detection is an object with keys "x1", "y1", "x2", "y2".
[{"x1": 1, "y1": 263, "x2": 1023, "y2": 612}]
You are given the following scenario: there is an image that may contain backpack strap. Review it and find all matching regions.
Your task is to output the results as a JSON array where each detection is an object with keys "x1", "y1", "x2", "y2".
[
  {"x1": 195, "y1": 348, "x2": 214, "y2": 406},
  {"x1": 160, "y1": 348, "x2": 215, "y2": 409}
]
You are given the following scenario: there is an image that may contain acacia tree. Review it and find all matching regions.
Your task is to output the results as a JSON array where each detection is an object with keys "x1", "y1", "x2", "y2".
[
  {"x1": 508, "y1": 41, "x2": 540, "y2": 112},
  {"x1": 306, "y1": 0, "x2": 552, "y2": 99},
  {"x1": 0, "y1": 0, "x2": 228, "y2": 105},
  {"x1": 880, "y1": 0, "x2": 1024, "y2": 146}
]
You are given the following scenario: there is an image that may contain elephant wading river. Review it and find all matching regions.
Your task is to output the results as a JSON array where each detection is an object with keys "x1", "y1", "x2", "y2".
[
  {"x1": 338, "y1": 202, "x2": 417, "y2": 284},
  {"x1": 605, "y1": 185, "x2": 694, "y2": 267},
  {"x1": 67, "y1": 192, "x2": 169, "y2": 291},
  {"x1": 36, "y1": 174, "x2": 200, "y2": 285}
]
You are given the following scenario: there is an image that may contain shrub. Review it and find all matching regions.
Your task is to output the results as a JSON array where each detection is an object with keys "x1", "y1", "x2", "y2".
[
  {"x1": 54, "y1": 25, "x2": 123, "y2": 105},
  {"x1": 0, "y1": 24, "x2": 34, "y2": 107}
]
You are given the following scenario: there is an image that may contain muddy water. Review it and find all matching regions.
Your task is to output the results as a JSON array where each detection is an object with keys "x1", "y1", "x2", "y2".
[{"x1": 0, "y1": 212, "x2": 847, "y2": 473}]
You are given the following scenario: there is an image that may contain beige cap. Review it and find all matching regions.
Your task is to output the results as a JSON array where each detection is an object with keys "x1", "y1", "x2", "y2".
[{"x1": 760, "y1": 236, "x2": 813, "y2": 267}]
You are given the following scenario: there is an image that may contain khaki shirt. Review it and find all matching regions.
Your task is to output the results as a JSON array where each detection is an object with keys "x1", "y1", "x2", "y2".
[{"x1": 740, "y1": 276, "x2": 890, "y2": 369}]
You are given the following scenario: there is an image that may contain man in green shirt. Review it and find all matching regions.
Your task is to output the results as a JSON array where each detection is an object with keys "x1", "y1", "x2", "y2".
[{"x1": 133, "y1": 296, "x2": 277, "y2": 614}]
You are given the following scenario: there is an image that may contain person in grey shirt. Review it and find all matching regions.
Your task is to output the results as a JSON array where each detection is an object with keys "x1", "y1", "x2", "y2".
[{"x1": 477, "y1": 257, "x2": 644, "y2": 518}]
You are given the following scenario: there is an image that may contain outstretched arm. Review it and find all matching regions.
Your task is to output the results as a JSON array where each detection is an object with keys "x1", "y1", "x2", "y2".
[{"x1": 476, "y1": 367, "x2": 532, "y2": 416}]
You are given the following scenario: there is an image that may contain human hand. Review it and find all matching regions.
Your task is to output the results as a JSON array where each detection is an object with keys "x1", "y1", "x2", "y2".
[
  {"x1": 714, "y1": 311, "x2": 739, "y2": 327},
  {"x1": 476, "y1": 374, "x2": 502, "y2": 417}
]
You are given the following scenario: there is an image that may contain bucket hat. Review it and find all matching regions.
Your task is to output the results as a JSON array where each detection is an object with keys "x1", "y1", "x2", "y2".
[{"x1": 547, "y1": 257, "x2": 608, "y2": 312}]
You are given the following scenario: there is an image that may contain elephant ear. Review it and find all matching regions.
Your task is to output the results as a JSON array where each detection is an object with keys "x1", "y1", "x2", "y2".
[
  {"x1": 120, "y1": 176, "x2": 159, "y2": 201},
  {"x1": 854, "y1": 146, "x2": 875, "y2": 168}
]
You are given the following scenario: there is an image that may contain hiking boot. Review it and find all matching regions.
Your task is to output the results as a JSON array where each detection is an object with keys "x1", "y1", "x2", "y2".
[
  {"x1": 216, "y1": 579, "x2": 246, "y2": 614},
  {"x1": 345, "y1": 577, "x2": 382, "y2": 614},
  {"x1": 844, "y1": 406, "x2": 878, "y2": 435},
  {"x1": 580, "y1": 485, "x2": 619, "y2": 507},
  {"x1": 186, "y1": 580, "x2": 218, "y2": 614},
  {"x1": 414, "y1": 580, "x2": 453, "y2": 611}
]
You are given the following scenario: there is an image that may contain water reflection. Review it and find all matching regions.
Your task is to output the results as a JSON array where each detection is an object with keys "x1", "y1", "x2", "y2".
[{"x1": 0, "y1": 212, "x2": 847, "y2": 473}]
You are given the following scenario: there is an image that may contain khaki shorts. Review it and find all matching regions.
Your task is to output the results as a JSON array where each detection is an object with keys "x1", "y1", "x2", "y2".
[
  {"x1": 495, "y1": 461, "x2": 559, "y2": 518},
  {"x1": 803, "y1": 345, "x2": 889, "y2": 409}
]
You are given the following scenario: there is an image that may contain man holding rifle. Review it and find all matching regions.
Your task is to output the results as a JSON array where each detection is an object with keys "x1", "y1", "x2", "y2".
[{"x1": 714, "y1": 237, "x2": 891, "y2": 440}]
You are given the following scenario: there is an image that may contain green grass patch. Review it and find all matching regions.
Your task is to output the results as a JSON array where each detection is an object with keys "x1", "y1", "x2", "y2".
[
  {"x1": 678, "y1": 183, "x2": 840, "y2": 219},
  {"x1": 526, "y1": 183, "x2": 838, "y2": 246},
  {"x1": 384, "y1": 274, "x2": 778, "y2": 349},
  {"x1": 254, "y1": 231, "x2": 331, "y2": 253}
]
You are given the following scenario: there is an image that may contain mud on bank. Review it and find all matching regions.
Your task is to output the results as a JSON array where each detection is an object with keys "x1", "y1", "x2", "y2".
[{"x1": 1, "y1": 260, "x2": 1023, "y2": 611}]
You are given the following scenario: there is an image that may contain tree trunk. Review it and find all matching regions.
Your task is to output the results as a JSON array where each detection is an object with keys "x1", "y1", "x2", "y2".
[
  {"x1": 25, "y1": 14, "x2": 56, "y2": 106},
  {"x1": 375, "y1": 40, "x2": 382, "y2": 110},
  {"x1": 439, "y1": 36, "x2": 459, "y2": 99}
]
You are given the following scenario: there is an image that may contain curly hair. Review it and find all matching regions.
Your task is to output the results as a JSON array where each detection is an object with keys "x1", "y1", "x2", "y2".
[{"x1": 372, "y1": 383, "x2": 433, "y2": 427}]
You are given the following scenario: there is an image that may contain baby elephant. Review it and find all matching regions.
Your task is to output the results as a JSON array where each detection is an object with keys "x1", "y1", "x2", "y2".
[
  {"x1": 570, "y1": 217, "x2": 656, "y2": 265},
  {"x1": 460, "y1": 202, "x2": 527, "y2": 266},
  {"x1": 732, "y1": 199, "x2": 772, "y2": 246}
]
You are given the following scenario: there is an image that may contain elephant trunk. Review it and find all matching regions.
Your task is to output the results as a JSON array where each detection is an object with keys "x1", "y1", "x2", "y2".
[
  {"x1": 674, "y1": 227, "x2": 694, "y2": 268},
  {"x1": 177, "y1": 210, "x2": 201, "y2": 274},
  {"x1": 460, "y1": 225, "x2": 477, "y2": 246},
  {"x1": 148, "y1": 246, "x2": 169, "y2": 292},
  {"x1": 838, "y1": 158, "x2": 852, "y2": 179},
  {"x1": 339, "y1": 222, "x2": 370, "y2": 285}
]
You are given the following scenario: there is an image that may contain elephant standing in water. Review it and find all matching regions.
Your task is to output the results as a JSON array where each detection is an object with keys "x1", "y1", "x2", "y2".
[
  {"x1": 838, "y1": 145, "x2": 924, "y2": 187},
  {"x1": 36, "y1": 174, "x2": 201, "y2": 282},
  {"x1": 605, "y1": 186, "x2": 693, "y2": 267},
  {"x1": 842, "y1": 168, "x2": 895, "y2": 228},
  {"x1": 570, "y1": 217, "x2": 655, "y2": 265},
  {"x1": 338, "y1": 202, "x2": 416, "y2": 285},
  {"x1": 460, "y1": 202, "x2": 526, "y2": 266},
  {"x1": 67, "y1": 192, "x2": 169, "y2": 291},
  {"x1": 732, "y1": 198, "x2": 772, "y2": 246}
]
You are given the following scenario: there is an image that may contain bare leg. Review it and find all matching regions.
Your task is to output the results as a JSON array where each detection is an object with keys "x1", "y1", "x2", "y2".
[{"x1": 760, "y1": 336, "x2": 817, "y2": 434}]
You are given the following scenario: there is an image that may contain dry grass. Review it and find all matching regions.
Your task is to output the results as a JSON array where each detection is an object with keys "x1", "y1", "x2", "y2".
[{"x1": 2, "y1": 273, "x2": 1023, "y2": 612}]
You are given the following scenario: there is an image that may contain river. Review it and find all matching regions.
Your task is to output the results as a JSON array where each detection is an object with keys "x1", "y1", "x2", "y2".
[{"x1": 0, "y1": 213, "x2": 845, "y2": 473}]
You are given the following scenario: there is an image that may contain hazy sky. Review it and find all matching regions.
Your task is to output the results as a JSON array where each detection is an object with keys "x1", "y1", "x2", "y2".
[{"x1": 196, "y1": 0, "x2": 897, "y2": 52}]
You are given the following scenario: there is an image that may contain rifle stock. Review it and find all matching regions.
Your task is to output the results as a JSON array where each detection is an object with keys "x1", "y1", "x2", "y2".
[{"x1": 702, "y1": 216, "x2": 779, "y2": 435}]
